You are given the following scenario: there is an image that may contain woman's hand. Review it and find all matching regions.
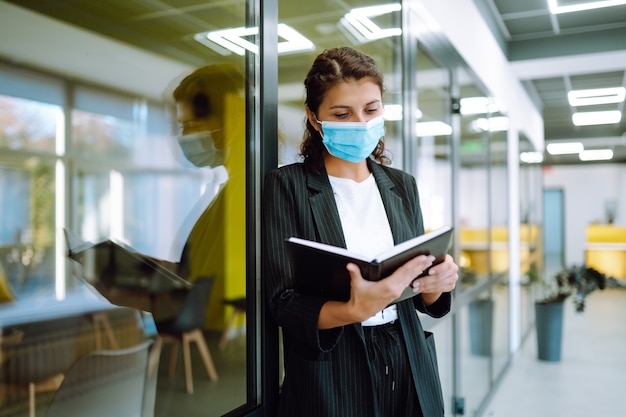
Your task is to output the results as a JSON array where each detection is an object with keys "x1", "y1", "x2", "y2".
[
  {"x1": 344, "y1": 254, "x2": 436, "y2": 322},
  {"x1": 318, "y1": 254, "x2": 458, "y2": 329},
  {"x1": 410, "y1": 254, "x2": 459, "y2": 305}
]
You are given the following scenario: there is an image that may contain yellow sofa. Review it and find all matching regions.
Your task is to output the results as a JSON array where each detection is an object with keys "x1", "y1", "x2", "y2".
[
  {"x1": 585, "y1": 225, "x2": 626, "y2": 279},
  {"x1": 460, "y1": 225, "x2": 541, "y2": 275}
]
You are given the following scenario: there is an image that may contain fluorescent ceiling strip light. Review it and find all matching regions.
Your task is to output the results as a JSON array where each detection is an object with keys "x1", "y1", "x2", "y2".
[
  {"x1": 572, "y1": 110, "x2": 622, "y2": 126},
  {"x1": 546, "y1": 142, "x2": 584, "y2": 155},
  {"x1": 548, "y1": 0, "x2": 626, "y2": 14},
  {"x1": 416, "y1": 121, "x2": 452, "y2": 137},
  {"x1": 471, "y1": 116, "x2": 509, "y2": 132},
  {"x1": 340, "y1": 4, "x2": 402, "y2": 43},
  {"x1": 579, "y1": 149, "x2": 614, "y2": 161},
  {"x1": 195, "y1": 24, "x2": 313, "y2": 56},
  {"x1": 208, "y1": 27, "x2": 258, "y2": 55},
  {"x1": 460, "y1": 97, "x2": 500, "y2": 115},
  {"x1": 568, "y1": 87, "x2": 626, "y2": 106},
  {"x1": 383, "y1": 104, "x2": 423, "y2": 121},
  {"x1": 384, "y1": 104, "x2": 403, "y2": 121},
  {"x1": 276, "y1": 24, "x2": 315, "y2": 54},
  {"x1": 488, "y1": 116, "x2": 509, "y2": 132},
  {"x1": 520, "y1": 152, "x2": 544, "y2": 164}
]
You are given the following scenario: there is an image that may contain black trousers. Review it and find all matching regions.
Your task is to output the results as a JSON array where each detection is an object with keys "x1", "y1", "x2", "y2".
[{"x1": 363, "y1": 320, "x2": 423, "y2": 417}]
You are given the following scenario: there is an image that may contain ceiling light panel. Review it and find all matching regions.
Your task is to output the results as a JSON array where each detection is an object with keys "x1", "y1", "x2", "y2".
[
  {"x1": 416, "y1": 121, "x2": 452, "y2": 137},
  {"x1": 546, "y1": 142, "x2": 584, "y2": 155},
  {"x1": 568, "y1": 87, "x2": 626, "y2": 106},
  {"x1": 460, "y1": 97, "x2": 500, "y2": 116},
  {"x1": 579, "y1": 149, "x2": 614, "y2": 161},
  {"x1": 195, "y1": 24, "x2": 313, "y2": 56},
  {"x1": 383, "y1": 104, "x2": 424, "y2": 121},
  {"x1": 548, "y1": 0, "x2": 626, "y2": 14},
  {"x1": 470, "y1": 116, "x2": 509, "y2": 133},
  {"x1": 520, "y1": 152, "x2": 544, "y2": 164},
  {"x1": 340, "y1": 4, "x2": 402, "y2": 44},
  {"x1": 572, "y1": 110, "x2": 622, "y2": 126}
]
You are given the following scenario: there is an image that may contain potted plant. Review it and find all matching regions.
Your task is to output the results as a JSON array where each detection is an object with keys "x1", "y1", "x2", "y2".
[{"x1": 531, "y1": 264, "x2": 607, "y2": 361}]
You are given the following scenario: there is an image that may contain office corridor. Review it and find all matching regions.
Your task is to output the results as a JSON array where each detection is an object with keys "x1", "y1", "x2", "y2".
[{"x1": 483, "y1": 285, "x2": 626, "y2": 417}]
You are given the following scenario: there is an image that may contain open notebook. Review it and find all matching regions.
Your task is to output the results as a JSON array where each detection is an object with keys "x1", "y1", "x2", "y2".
[
  {"x1": 64, "y1": 228, "x2": 190, "y2": 309},
  {"x1": 287, "y1": 226, "x2": 453, "y2": 303}
]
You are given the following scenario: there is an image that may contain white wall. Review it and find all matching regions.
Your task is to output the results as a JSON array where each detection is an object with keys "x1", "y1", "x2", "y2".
[
  {"x1": 543, "y1": 164, "x2": 626, "y2": 266},
  {"x1": 456, "y1": 166, "x2": 509, "y2": 229}
]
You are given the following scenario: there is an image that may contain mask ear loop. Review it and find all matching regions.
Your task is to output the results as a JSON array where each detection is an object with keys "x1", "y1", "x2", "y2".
[
  {"x1": 306, "y1": 109, "x2": 324, "y2": 138},
  {"x1": 314, "y1": 115, "x2": 325, "y2": 138}
]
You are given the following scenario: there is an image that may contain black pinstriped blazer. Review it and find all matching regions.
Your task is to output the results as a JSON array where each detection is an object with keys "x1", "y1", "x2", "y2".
[{"x1": 262, "y1": 159, "x2": 451, "y2": 417}]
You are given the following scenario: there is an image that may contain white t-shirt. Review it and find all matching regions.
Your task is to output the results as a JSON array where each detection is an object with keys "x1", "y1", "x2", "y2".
[
  {"x1": 328, "y1": 173, "x2": 397, "y2": 325},
  {"x1": 328, "y1": 173, "x2": 394, "y2": 258}
]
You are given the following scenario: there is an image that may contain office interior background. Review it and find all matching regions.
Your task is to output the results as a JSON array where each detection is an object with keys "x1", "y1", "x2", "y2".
[{"x1": 1, "y1": 0, "x2": 625, "y2": 416}]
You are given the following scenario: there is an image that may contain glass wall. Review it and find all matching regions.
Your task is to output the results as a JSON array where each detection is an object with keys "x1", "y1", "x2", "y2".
[
  {"x1": 0, "y1": 1, "x2": 255, "y2": 416},
  {"x1": 457, "y1": 69, "x2": 492, "y2": 288},
  {"x1": 456, "y1": 66, "x2": 494, "y2": 416},
  {"x1": 413, "y1": 47, "x2": 453, "y2": 231},
  {"x1": 488, "y1": 127, "x2": 510, "y2": 386},
  {"x1": 519, "y1": 134, "x2": 544, "y2": 338},
  {"x1": 413, "y1": 45, "x2": 455, "y2": 414}
]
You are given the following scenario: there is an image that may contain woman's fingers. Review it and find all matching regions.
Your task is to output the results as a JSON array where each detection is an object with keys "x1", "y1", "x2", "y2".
[{"x1": 414, "y1": 255, "x2": 459, "y2": 293}]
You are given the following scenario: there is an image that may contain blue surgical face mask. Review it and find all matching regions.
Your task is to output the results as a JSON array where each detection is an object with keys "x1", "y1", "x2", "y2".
[
  {"x1": 316, "y1": 115, "x2": 385, "y2": 163},
  {"x1": 177, "y1": 130, "x2": 225, "y2": 168}
]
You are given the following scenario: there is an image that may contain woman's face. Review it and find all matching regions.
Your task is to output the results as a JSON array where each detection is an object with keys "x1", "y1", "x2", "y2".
[
  {"x1": 308, "y1": 78, "x2": 383, "y2": 131},
  {"x1": 176, "y1": 101, "x2": 225, "y2": 148}
]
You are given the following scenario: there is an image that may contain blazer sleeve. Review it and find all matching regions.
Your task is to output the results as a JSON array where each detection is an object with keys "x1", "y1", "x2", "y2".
[{"x1": 261, "y1": 167, "x2": 343, "y2": 353}]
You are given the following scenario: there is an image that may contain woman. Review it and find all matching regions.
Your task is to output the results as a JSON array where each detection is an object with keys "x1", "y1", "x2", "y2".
[{"x1": 262, "y1": 47, "x2": 458, "y2": 417}]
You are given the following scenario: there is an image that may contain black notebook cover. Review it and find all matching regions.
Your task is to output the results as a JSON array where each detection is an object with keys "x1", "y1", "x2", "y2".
[{"x1": 286, "y1": 226, "x2": 453, "y2": 302}]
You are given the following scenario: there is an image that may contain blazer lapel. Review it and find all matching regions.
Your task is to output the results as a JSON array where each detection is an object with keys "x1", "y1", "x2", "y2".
[
  {"x1": 306, "y1": 167, "x2": 346, "y2": 248},
  {"x1": 369, "y1": 161, "x2": 413, "y2": 244}
]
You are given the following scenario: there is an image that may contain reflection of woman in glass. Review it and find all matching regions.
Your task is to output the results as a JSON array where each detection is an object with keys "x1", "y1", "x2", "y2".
[
  {"x1": 169, "y1": 63, "x2": 247, "y2": 329},
  {"x1": 174, "y1": 63, "x2": 243, "y2": 169},
  {"x1": 262, "y1": 47, "x2": 458, "y2": 416}
]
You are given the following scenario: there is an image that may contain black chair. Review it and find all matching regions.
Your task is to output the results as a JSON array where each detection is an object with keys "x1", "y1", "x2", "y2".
[
  {"x1": 43, "y1": 340, "x2": 156, "y2": 417},
  {"x1": 156, "y1": 276, "x2": 218, "y2": 393}
]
